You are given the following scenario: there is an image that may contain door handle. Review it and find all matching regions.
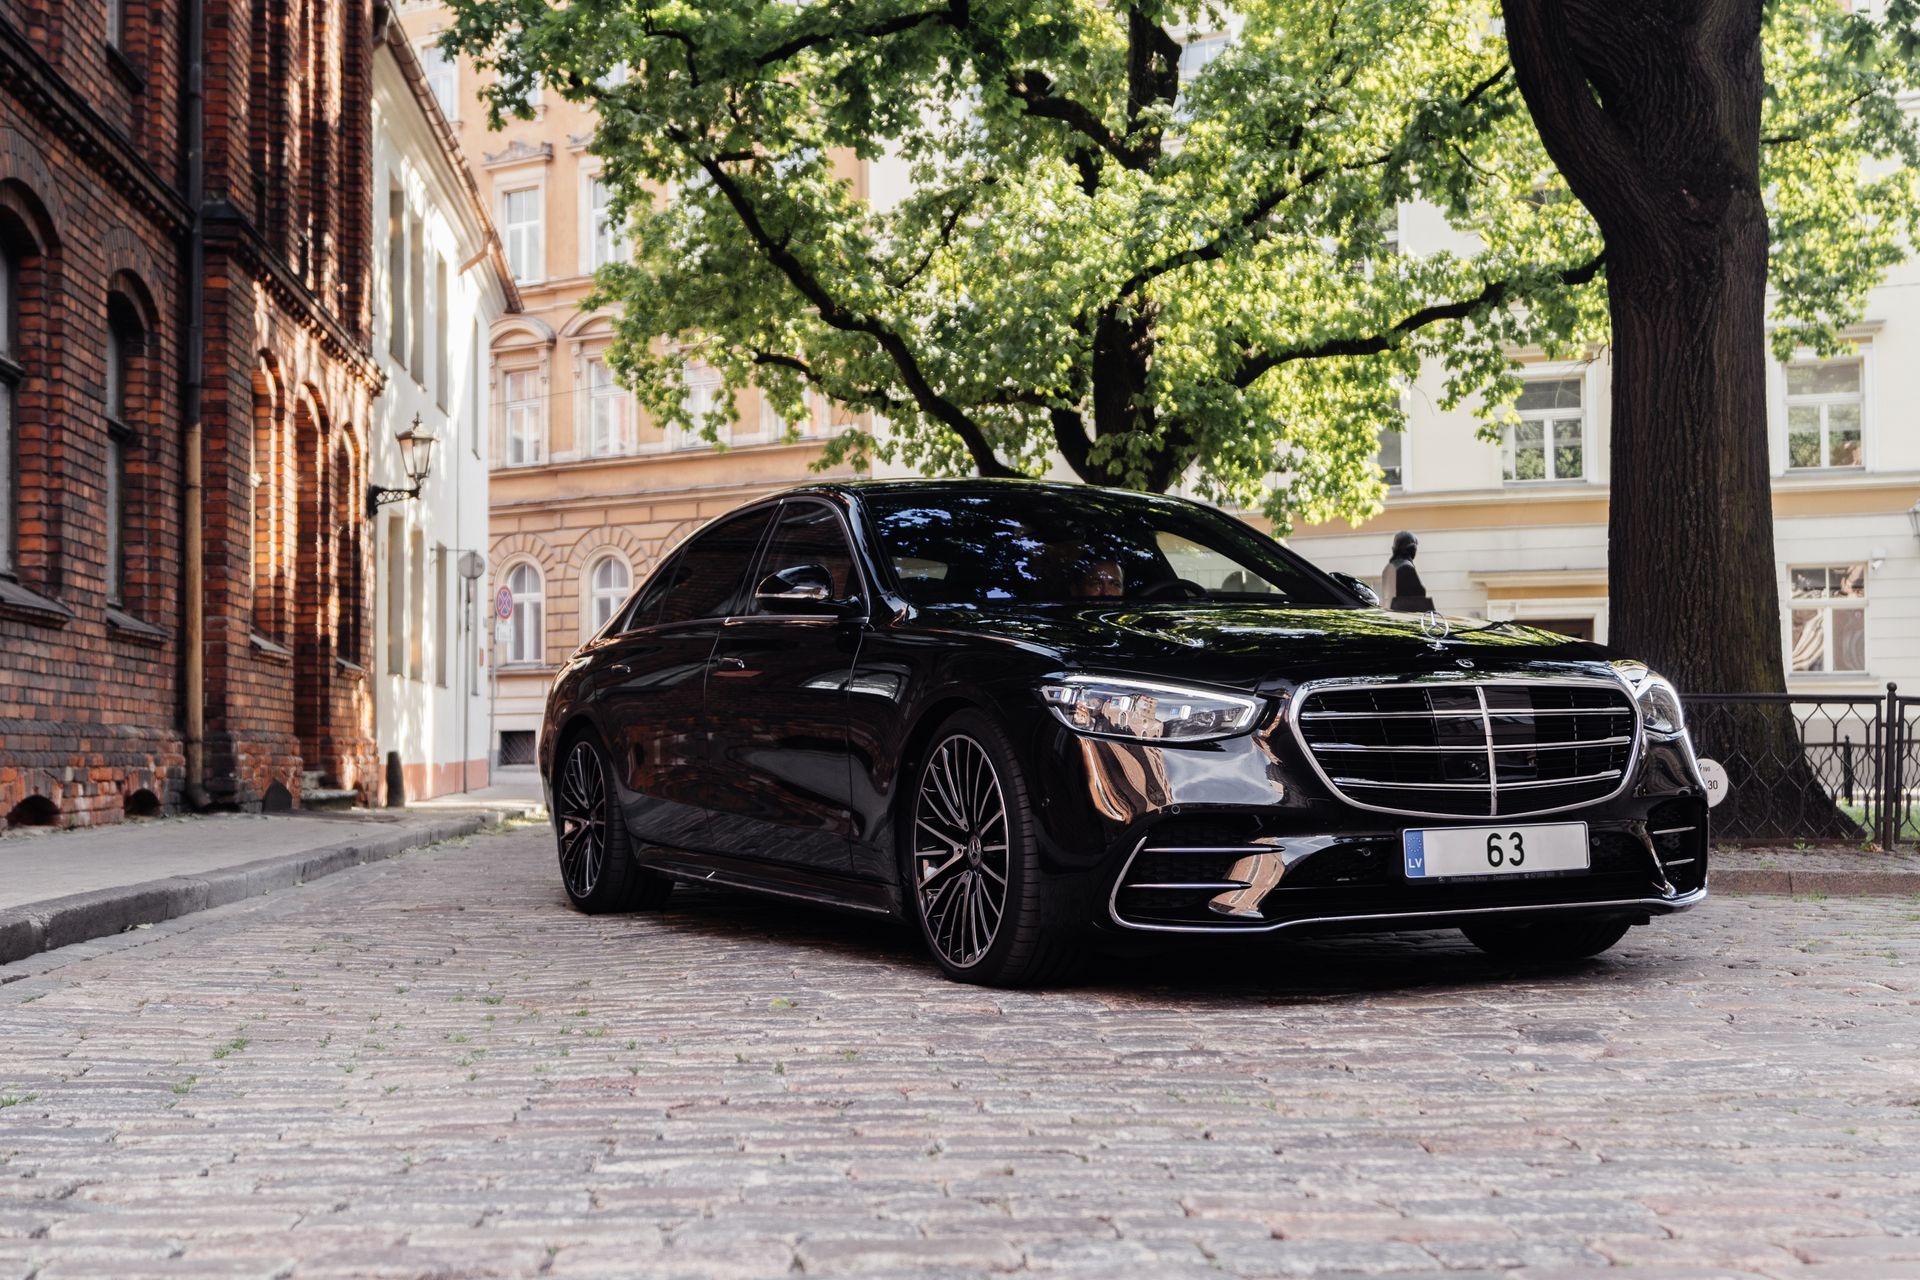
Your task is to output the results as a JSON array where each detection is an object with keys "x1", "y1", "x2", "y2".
[
  {"x1": 714, "y1": 656, "x2": 747, "y2": 671},
  {"x1": 609, "y1": 662, "x2": 632, "y2": 675}
]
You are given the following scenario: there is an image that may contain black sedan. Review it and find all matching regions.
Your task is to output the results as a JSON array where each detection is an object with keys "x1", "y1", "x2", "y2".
[{"x1": 540, "y1": 480, "x2": 1709, "y2": 987}]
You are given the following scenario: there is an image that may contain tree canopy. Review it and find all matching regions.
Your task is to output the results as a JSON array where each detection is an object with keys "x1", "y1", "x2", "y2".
[{"x1": 443, "y1": 0, "x2": 1919, "y2": 530}]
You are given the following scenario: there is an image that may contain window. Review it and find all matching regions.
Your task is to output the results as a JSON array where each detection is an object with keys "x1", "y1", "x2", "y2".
[
  {"x1": 106, "y1": 0, "x2": 125, "y2": 49},
  {"x1": 1786, "y1": 358, "x2": 1863, "y2": 469},
  {"x1": 387, "y1": 517, "x2": 406, "y2": 676},
  {"x1": 387, "y1": 185, "x2": 406, "y2": 362},
  {"x1": 1504, "y1": 375, "x2": 1584, "y2": 483},
  {"x1": 503, "y1": 561, "x2": 545, "y2": 664},
  {"x1": 1175, "y1": 34, "x2": 1229, "y2": 117},
  {"x1": 586, "y1": 175, "x2": 625, "y2": 270},
  {"x1": 105, "y1": 298, "x2": 142, "y2": 606},
  {"x1": 409, "y1": 529, "x2": 426, "y2": 680},
  {"x1": 418, "y1": 38, "x2": 457, "y2": 118},
  {"x1": 503, "y1": 369, "x2": 543, "y2": 465},
  {"x1": 500, "y1": 187, "x2": 542, "y2": 282},
  {"x1": 653, "y1": 507, "x2": 774, "y2": 625},
  {"x1": 434, "y1": 258, "x2": 449, "y2": 411},
  {"x1": 434, "y1": 545, "x2": 449, "y2": 687},
  {"x1": 408, "y1": 213, "x2": 426, "y2": 383},
  {"x1": 1376, "y1": 424, "x2": 1403, "y2": 489},
  {"x1": 586, "y1": 358, "x2": 629, "y2": 457},
  {"x1": 0, "y1": 245, "x2": 12, "y2": 576},
  {"x1": 1787, "y1": 564, "x2": 1867, "y2": 675},
  {"x1": 680, "y1": 363, "x2": 724, "y2": 449},
  {"x1": 587, "y1": 555, "x2": 630, "y2": 634},
  {"x1": 468, "y1": 320, "x2": 481, "y2": 458},
  {"x1": 751, "y1": 502, "x2": 858, "y2": 610}
]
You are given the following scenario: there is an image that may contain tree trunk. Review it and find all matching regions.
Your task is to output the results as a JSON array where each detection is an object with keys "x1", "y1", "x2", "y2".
[{"x1": 1504, "y1": 0, "x2": 1861, "y2": 841}]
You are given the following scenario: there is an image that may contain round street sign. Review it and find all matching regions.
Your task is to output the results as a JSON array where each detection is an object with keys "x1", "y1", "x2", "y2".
[
  {"x1": 1696, "y1": 758, "x2": 1729, "y2": 809},
  {"x1": 495, "y1": 586, "x2": 514, "y2": 621}
]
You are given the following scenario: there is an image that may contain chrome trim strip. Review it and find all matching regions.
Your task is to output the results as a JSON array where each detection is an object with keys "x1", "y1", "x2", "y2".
[
  {"x1": 1477, "y1": 686, "x2": 1498, "y2": 818},
  {"x1": 1331, "y1": 769, "x2": 1624, "y2": 792},
  {"x1": 1285, "y1": 671, "x2": 1644, "y2": 822},
  {"x1": 1649, "y1": 825, "x2": 1697, "y2": 836},
  {"x1": 1108, "y1": 878, "x2": 1707, "y2": 935},
  {"x1": 1310, "y1": 736, "x2": 1633, "y2": 753},
  {"x1": 1300, "y1": 709, "x2": 1489, "y2": 720},
  {"x1": 1123, "y1": 881, "x2": 1251, "y2": 891}
]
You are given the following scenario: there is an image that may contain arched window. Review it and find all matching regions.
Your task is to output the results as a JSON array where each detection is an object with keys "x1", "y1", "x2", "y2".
[
  {"x1": 587, "y1": 555, "x2": 630, "y2": 635},
  {"x1": 104, "y1": 293, "x2": 144, "y2": 607},
  {"x1": 503, "y1": 561, "x2": 544, "y2": 665},
  {"x1": 0, "y1": 242, "x2": 14, "y2": 577}
]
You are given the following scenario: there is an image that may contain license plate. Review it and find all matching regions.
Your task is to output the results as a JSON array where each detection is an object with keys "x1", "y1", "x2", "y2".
[{"x1": 1402, "y1": 822, "x2": 1589, "y2": 881}]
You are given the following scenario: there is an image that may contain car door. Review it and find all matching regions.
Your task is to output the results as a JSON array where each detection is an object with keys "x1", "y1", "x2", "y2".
[
  {"x1": 702, "y1": 499, "x2": 866, "y2": 875},
  {"x1": 596, "y1": 505, "x2": 774, "y2": 853}
]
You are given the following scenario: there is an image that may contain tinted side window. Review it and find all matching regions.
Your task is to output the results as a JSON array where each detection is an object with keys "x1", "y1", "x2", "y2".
[
  {"x1": 750, "y1": 501, "x2": 859, "y2": 613},
  {"x1": 656, "y1": 507, "x2": 774, "y2": 625},
  {"x1": 618, "y1": 556, "x2": 682, "y2": 632}
]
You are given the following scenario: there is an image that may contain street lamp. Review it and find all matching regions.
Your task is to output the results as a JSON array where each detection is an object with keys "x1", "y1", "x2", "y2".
[{"x1": 367, "y1": 414, "x2": 438, "y2": 516}]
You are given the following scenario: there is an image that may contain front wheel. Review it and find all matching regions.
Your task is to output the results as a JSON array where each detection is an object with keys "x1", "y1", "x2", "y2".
[
  {"x1": 905, "y1": 710, "x2": 1081, "y2": 988},
  {"x1": 554, "y1": 732, "x2": 674, "y2": 914},
  {"x1": 1461, "y1": 915, "x2": 1631, "y2": 963}
]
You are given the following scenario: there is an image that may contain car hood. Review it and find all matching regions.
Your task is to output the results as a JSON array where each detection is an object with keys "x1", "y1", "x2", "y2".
[{"x1": 908, "y1": 602, "x2": 1616, "y2": 690}]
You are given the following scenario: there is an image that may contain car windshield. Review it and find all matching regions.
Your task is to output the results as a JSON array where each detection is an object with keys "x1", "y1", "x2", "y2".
[{"x1": 863, "y1": 486, "x2": 1350, "y2": 609}]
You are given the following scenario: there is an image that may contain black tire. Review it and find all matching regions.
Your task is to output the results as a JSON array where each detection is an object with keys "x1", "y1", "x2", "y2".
[
  {"x1": 904, "y1": 709, "x2": 1082, "y2": 988},
  {"x1": 553, "y1": 730, "x2": 674, "y2": 914},
  {"x1": 1460, "y1": 915, "x2": 1631, "y2": 963}
]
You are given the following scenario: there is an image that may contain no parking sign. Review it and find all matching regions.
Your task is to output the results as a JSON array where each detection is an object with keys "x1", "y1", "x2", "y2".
[{"x1": 495, "y1": 586, "x2": 514, "y2": 621}]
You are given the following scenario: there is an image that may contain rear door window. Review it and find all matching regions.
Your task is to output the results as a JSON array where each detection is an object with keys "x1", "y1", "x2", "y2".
[{"x1": 652, "y1": 506, "x2": 775, "y2": 626}]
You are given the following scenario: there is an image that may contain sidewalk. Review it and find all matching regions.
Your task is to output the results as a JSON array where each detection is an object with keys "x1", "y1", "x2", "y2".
[
  {"x1": 0, "y1": 776, "x2": 544, "y2": 970},
  {"x1": 1711, "y1": 844, "x2": 1920, "y2": 897}
]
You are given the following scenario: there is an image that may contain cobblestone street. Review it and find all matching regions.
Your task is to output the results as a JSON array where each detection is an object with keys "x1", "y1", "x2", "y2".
[{"x1": 3, "y1": 824, "x2": 1918, "y2": 1280}]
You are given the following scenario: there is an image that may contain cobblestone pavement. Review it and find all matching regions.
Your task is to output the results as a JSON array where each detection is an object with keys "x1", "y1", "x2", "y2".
[{"x1": 3, "y1": 825, "x2": 1919, "y2": 1280}]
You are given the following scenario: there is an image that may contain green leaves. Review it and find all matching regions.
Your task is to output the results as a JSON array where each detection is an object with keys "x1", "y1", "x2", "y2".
[{"x1": 442, "y1": 0, "x2": 1915, "y2": 526}]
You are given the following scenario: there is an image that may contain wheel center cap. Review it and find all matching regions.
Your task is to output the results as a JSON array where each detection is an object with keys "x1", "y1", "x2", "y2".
[{"x1": 967, "y1": 835, "x2": 982, "y2": 866}]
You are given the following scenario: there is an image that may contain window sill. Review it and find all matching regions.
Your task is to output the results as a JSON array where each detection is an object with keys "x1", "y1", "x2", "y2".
[
  {"x1": 107, "y1": 607, "x2": 168, "y2": 646},
  {"x1": 250, "y1": 632, "x2": 293, "y2": 663},
  {"x1": 106, "y1": 43, "x2": 146, "y2": 94},
  {"x1": 336, "y1": 658, "x2": 366, "y2": 678},
  {"x1": 0, "y1": 577, "x2": 74, "y2": 627}
]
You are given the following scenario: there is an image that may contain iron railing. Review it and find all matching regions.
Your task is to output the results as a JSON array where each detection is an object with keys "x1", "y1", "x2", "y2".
[{"x1": 1681, "y1": 685, "x2": 1917, "y2": 849}]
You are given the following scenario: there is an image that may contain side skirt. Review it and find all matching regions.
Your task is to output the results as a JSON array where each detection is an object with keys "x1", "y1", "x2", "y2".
[{"x1": 637, "y1": 845, "x2": 901, "y2": 918}]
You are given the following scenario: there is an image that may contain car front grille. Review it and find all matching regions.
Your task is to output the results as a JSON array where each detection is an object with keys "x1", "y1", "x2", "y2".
[{"x1": 1290, "y1": 678, "x2": 1638, "y2": 818}]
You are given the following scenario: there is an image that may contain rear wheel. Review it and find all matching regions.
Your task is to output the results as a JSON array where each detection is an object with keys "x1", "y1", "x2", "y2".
[
  {"x1": 1461, "y1": 915, "x2": 1631, "y2": 963},
  {"x1": 906, "y1": 711, "x2": 1081, "y2": 988},
  {"x1": 554, "y1": 732, "x2": 674, "y2": 914}
]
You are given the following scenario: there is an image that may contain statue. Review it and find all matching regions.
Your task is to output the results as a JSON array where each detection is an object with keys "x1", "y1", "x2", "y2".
[{"x1": 1380, "y1": 530, "x2": 1435, "y2": 613}]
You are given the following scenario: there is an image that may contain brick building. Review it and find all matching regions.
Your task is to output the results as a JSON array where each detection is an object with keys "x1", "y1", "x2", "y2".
[{"x1": 0, "y1": 0, "x2": 416, "y2": 828}]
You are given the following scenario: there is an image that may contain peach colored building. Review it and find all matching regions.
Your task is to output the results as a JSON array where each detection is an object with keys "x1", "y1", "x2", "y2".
[{"x1": 393, "y1": 3, "x2": 863, "y2": 764}]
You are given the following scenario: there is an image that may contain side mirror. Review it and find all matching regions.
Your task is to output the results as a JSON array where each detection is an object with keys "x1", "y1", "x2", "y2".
[
  {"x1": 1329, "y1": 571, "x2": 1382, "y2": 608},
  {"x1": 753, "y1": 563, "x2": 843, "y2": 612}
]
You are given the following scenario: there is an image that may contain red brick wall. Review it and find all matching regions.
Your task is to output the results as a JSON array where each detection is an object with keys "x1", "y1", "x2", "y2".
[{"x1": 0, "y1": 0, "x2": 385, "y2": 829}]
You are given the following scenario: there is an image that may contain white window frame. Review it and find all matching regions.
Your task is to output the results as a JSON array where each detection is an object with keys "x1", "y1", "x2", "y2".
[
  {"x1": 498, "y1": 185, "x2": 544, "y2": 284},
  {"x1": 1502, "y1": 365, "x2": 1590, "y2": 486},
  {"x1": 1782, "y1": 354, "x2": 1865, "y2": 472},
  {"x1": 679, "y1": 363, "x2": 728, "y2": 450},
  {"x1": 585, "y1": 357, "x2": 630, "y2": 457},
  {"x1": 502, "y1": 561, "x2": 546, "y2": 667},
  {"x1": 582, "y1": 170, "x2": 626, "y2": 272},
  {"x1": 418, "y1": 37, "x2": 458, "y2": 120},
  {"x1": 502, "y1": 365, "x2": 545, "y2": 466},
  {"x1": 585, "y1": 554, "x2": 631, "y2": 637},
  {"x1": 1785, "y1": 563, "x2": 1868, "y2": 677}
]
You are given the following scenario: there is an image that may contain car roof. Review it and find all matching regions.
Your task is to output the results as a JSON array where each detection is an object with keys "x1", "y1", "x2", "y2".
[{"x1": 790, "y1": 476, "x2": 1199, "y2": 509}]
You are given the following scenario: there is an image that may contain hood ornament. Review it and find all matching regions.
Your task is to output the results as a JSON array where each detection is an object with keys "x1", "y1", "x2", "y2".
[{"x1": 1419, "y1": 611, "x2": 1450, "y2": 650}]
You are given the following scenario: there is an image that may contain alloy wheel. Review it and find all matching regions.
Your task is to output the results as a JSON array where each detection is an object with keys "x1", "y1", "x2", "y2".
[
  {"x1": 557, "y1": 740, "x2": 608, "y2": 899},
  {"x1": 912, "y1": 735, "x2": 1010, "y2": 969}
]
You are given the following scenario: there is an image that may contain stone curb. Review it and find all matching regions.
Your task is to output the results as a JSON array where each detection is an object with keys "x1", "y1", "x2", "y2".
[
  {"x1": 0, "y1": 809, "x2": 530, "y2": 968},
  {"x1": 1713, "y1": 867, "x2": 1920, "y2": 897}
]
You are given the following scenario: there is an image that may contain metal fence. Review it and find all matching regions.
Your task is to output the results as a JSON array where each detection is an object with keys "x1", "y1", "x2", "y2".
[{"x1": 1682, "y1": 685, "x2": 1918, "y2": 849}]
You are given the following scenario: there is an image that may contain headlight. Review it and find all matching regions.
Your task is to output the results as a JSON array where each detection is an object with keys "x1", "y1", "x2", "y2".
[
  {"x1": 1614, "y1": 661, "x2": 1686, "y2": 740},
  {"x1": 1037, "y1": 674, "x2": 1263, "y2": 743}
]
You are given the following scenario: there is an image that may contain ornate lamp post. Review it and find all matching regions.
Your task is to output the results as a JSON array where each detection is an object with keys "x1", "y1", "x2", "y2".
[{"x1": 367, "y1": 414, "x2": 438, "y2": 516}]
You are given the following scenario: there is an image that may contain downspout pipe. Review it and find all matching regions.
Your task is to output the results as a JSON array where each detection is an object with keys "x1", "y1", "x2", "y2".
[{"x1": 181, "y1": 0, "x2": 211, "y2": 809}]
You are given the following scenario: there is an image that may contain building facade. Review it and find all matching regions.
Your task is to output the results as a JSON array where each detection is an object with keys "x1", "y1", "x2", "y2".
[
  {"x1": 0, "y1": 0, "x2": 511, "y2": 829},
  {"x1": 1285, "y1": 198, "x2": 1920, "y2": 698},
  {"x1": 369, "y1": 25, "x2": 517, "y2": 801},
  {"x1": 395, "y1": 3, "x2": 864, "y2": 766}
]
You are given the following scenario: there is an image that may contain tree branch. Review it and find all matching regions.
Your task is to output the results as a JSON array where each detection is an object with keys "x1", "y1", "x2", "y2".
[
  {"x1": 1232, "y1": 252, "x2": 1606, "y2": 388},
  {"x1": 677, "y1": 131, "x2": 1018, "y2": 477},
  {"x1": 1004, "y1": 69, "x2": 1138, "y2": 168},
  {"x1": 751, "y1": 351, "x2": 908, "y2": 412},
  {"x1": 755, "y1": 3, "x2": 964, "y2": 68}
]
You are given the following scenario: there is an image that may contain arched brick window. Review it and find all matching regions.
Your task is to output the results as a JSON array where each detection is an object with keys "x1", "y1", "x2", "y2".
[
  {"x1": 0, "y1": 183, "x2": 57, "y2": 599},
  {"x1": 333, "y1": 438, "x2": 362, "y2": 667},
  {"x1": 502, "y1": 560, "x2": 544, "y2": 665},
  {"x1": 104, "y1": 290, "x2": 148, "y2": 610},
  {"x1": 586, "y1": 554, "x2": 630, "y2": 636},
  {"x1": 0, "y1": 238, "x2": 15, "y2": 578},
  {"x1": 249, "y1": 361, "x2": 283, "y2": 638}
]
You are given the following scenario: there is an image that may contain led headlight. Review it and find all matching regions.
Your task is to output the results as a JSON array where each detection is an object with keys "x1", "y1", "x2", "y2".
[
  {"x1": 1038, "y1": 674, "x2": 1263, "y2": 743},
  {"x1": 1614, "y1": 661, "x2": 1687, "y2": 740}
]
